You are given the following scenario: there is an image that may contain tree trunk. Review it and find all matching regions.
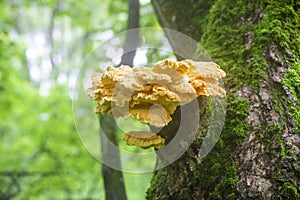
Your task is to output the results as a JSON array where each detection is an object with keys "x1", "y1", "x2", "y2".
[
  {"x1": 120, "y1": 0, "x2": 140, "y2": 66},
  {"x1": 147, "y1": 0, "x2": 300, "y2": 199},
  {"x1": 100, "y1": 1, "x2": 140, "y2": 200},
  {"x1": 100, "y1": 114, "x2": 127, "y2": 200}
]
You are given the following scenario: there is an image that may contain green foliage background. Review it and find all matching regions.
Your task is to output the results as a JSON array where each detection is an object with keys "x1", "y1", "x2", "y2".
[{"x1": 0, "y1": 0, "x2": 159, "y2": 199}]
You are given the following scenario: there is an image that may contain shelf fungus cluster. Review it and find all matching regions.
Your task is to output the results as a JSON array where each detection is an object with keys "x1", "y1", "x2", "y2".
[{"x1": 88, "y1": 59, "x2": 226, "y2": 149}]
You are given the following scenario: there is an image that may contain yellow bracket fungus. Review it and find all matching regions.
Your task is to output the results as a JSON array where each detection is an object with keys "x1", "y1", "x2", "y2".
[
  {"x1": 88, "y1": 59, "x2": 226, "y2": 149},
  {"x1": 122, "y1": 131, "x2": 165, "y2": 149}
]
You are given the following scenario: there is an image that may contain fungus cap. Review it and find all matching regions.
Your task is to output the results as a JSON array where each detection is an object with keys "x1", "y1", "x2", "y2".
[
  {"x1": 122, "y1": 131, "x2": 165, "y2": 149},
  {"x1": 88, "y1": 58, "x2": 226, "y2": 147}
]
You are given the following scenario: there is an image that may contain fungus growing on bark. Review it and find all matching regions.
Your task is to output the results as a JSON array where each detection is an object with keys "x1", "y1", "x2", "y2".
[
  {"x1": 88, "y1": 59, "x2": 226, "y2": 149},
  {"x1": 122, "y1": 131, "x2": 165, "y2": 149}
]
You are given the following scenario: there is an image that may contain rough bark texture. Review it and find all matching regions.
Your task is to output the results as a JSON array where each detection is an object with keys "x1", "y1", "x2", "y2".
[{"x1": 147, "y1": 0, "x2": 300, "y2": 199}]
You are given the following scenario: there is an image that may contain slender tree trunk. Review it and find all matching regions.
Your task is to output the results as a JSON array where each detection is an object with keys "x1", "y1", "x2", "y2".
[
  {"x1": 121, "y1": 0, "x2": 140, "y2": 66},
  {"x1": 100, "y1": 115, "x2": 127, "y2": 200},
  {"x1": 100, "y1": 1, "x2": 140, "y2": 199},
  {"x1": 147, "y1": 0, "x2": 300, "y2": 199}
]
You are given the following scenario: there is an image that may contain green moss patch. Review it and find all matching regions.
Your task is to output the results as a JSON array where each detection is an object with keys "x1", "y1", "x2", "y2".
[{"x1": 192, "y1": 94, "x2": 249, "y2": 199}]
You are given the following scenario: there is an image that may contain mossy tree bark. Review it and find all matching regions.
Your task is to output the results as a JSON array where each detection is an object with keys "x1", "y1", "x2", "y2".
[{"x1": 147, "y1": 0, "x2": 300, "y2": 199}]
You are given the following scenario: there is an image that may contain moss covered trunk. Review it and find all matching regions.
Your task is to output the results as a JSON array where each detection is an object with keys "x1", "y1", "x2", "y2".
[{"x1": 147, "y1": 0, "x2": 300, "y2": 199}]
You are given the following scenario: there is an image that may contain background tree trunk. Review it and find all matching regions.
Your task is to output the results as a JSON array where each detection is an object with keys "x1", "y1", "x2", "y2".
[
  {"x1": 121, "y1": 0, "x2": 140, "y2": 65},
  {"x1": 100, "y1": 1, "x2": 140, "y2": 200},
  {"x1": 100, "y1": 115, "x2": 127, "y2": 200},
  {"x1": 147, "y1": 0, "x2": 300, "y2": 199}
]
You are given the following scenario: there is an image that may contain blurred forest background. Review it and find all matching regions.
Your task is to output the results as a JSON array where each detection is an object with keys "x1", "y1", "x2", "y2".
[{"x1": 0, "y1": 0, "x2": 161, "y2": 199}]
